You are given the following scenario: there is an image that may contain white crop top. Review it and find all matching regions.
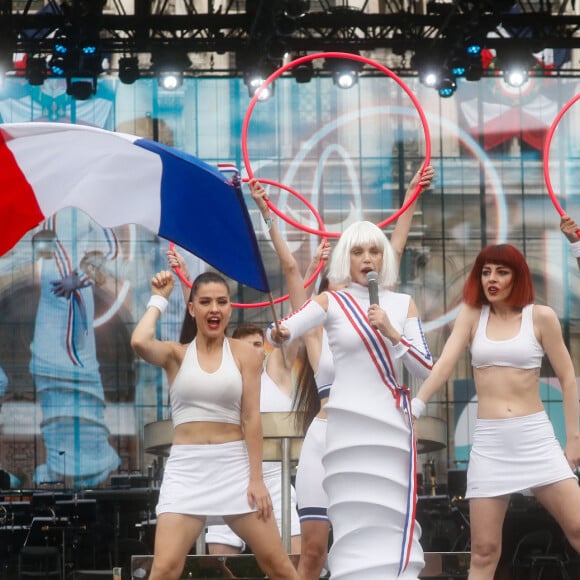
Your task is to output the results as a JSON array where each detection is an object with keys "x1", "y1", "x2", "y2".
[
  {"x1": 260, "y1": 369, "x2": 292, "y2": 412},
  {"x1": 170, "y1": 338, "x2": 242, "y2": 427},
  {"x1": 471, "y1": 304, "x2": 544, "y2": 370}
]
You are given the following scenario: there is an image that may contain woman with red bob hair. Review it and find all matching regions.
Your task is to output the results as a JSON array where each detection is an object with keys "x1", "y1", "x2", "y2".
[{"x1": 412, "y1": 243, "x2": 580, "y2": 580}]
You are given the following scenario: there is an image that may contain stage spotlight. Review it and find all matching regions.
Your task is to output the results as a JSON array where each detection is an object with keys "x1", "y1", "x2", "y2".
[
  {"x1": 158, "y1": 71, "x2": 183, "y2": 90},
  {"x1": 497, "y1": 47, "x2": 535, "y2": 88},
  {"x1": 50, "y1": 32, "x2": 70, "y2": 76},
  {"x1": 412, "y1": 51, "x2": 443, "y2": 88},
  {"x1": 66, "y1": 76, "x2": 97, "y2": 100},
  {"x1": 438, "y1": 74, "x2": 457, "y2": 98},
  {"x1": 151, "y1": 49, "x2": 190, "y2": 91},
  {"x1": 283, "y1": 0, "x2": 310, "y2": 18},
  {"x1": 334, "y1": 68, "x2": 357, "y2": 89},
  {"x1": 504, "y1": 67, "x2": 528, "y2": 87},
  {"x1": 324, "y1": 56, "x2": 361, "y2": 90},
  {"x1": 244, "y1": 71, "x2": 274, "y2": 101},
  {"x1": 293, "y1": 60, "x2": 314, "y2": 84},
  {"x1": 450, "y1": 58, "x2": 466, "y2": 78},
  {"x1": 465, "y1": 40, "x2": 482, "y2": 57},
  {"x1": 50, "y1": 55, "x2": 66, "y2": 76},
  {"x1": 25, "y1": 56, "x2": 47, "y2": 86},
  {"x1": 118, "y1": 56, "x2": 140, "y2": 85}
]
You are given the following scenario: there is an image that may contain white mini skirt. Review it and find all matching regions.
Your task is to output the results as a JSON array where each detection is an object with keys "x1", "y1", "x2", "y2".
[
  {"x1": 466, "y1": 411, "x2": 576, "y2": 498},
  {"x1": 156, "y1": 440, "x2": 256, "y2": 525}
]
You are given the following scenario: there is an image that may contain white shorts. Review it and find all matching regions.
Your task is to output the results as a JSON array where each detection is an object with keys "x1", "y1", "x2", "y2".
[
  {"x1": 295, "y1": 417, "x2": 329, "y2": 522},
  {"x1": 156, "y1": 440, "x2": 256, "y2": 525},
  {"x1": 466, "y1": 411, "x2": 576, "y2": 498}
]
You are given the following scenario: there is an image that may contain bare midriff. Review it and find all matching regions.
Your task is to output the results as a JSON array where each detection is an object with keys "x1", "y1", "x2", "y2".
[
  {"x1": 473, "y1": 365, "x2": 544, "y2": 419},
  {"x1": 173, "y1": 421, "x2": 244, "y2": 445}
]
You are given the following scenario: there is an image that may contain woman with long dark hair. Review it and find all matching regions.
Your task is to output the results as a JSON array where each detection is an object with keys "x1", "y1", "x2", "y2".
[{"x1": 131, "y1": 270, "x2": 298, "y2": 580}]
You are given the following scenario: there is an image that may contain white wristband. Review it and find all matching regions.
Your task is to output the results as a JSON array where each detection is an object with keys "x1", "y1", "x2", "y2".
[
  {"x1": 411, "y1": 397, "x2": 426, "y2": 419},
  {"x1": 570, "y1": 241, "x2": 580, "y2": 258},
  {"x1": 147, "y1": 295, "x2": 168, "y2": 314}
]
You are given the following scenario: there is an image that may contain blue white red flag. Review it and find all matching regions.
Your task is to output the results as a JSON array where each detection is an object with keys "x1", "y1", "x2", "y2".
[{"x1": 0, "y1": 122, "x2": 269, "y2": 292}]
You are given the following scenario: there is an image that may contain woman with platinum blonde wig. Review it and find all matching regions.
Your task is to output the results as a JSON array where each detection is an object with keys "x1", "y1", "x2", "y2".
[
  {"x1": 268, "y1": 220, "x2": 433, "y2": 579},
  {"x1": 327, "y1": 220, "x2": 398, "y2": 287}
]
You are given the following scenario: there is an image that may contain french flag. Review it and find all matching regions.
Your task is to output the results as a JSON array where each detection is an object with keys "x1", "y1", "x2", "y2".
[{"x1": 0, "y1": 122, "x2": 270, "y2": 292}]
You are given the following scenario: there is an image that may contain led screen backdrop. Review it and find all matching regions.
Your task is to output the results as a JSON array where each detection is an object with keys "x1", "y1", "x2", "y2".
[{"x1": 1, "y1": 70, "x2": 580, "y2": 488}]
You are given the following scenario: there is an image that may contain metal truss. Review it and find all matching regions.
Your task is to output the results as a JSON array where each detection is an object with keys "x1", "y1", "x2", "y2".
[{"x1": 2, "y1": 1, "x2": 580, "y2": 72}]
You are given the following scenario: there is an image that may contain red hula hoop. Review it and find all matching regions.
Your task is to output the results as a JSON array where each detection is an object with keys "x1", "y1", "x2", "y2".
[
  {"x1": 241, "y1": 52, "x2": 432, "y2": 237},
  {"x1": 543, "y1": 92, "x2": 580, "y2": 217},
  {"x1": 171, "y1": 177, "x2": 327, "y2": 309}
]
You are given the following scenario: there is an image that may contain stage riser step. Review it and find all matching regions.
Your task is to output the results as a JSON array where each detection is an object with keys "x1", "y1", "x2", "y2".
[{"x1": 130, "y1": 552, "x2": 470, "y2": 579}]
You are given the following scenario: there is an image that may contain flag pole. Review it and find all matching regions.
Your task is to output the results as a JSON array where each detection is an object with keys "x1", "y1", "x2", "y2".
[{"x1": 267, "y1": 292, "x2": 289, "y2": 369}]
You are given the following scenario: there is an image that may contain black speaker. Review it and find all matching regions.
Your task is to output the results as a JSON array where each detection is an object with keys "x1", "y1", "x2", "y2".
[
  {"x1": 447, "y1": 469, "x2": 467, "y2": 499},
  {"x1": 0, "y1": 470, "x2": 11, "y2": 490}
]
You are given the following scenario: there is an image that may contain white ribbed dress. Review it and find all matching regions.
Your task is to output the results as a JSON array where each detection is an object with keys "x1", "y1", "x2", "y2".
[{"x1": 271, "y1": 283, "x2": 432, "y2": 579}]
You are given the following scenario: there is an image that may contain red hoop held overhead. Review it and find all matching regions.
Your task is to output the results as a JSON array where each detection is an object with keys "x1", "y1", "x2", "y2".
[
  {"x1": 170, "y1": 178, "x2": 327, "y2": 309},
  {"x1": 543, "y1": 92, "x2": 580, "y2": 218},
  {"x1": 241, "y1": 51, "x2": 431, "y2": 237}
]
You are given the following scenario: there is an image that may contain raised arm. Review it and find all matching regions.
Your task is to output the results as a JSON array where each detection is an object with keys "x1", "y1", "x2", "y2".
[
  {"x1": 390, "y1": 165, "x2": 435, "y2": 268},
  {"x1": 560, "y1": 214, "x2": 580, "y2": 271},
  {"x1": 249, "y1": 178, "x2": 326, "y2": 311},
  {"x1": 167, "y1": 247, "x2": 191, "y2": 303},
  {"x1": 130, "y1": 270, "x2": 181, "y2": 375}
]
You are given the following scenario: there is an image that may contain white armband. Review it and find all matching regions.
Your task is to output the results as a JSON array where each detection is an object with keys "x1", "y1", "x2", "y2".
[
  {"x1": 571, "y1": 240, "x2": 580, "y2": 258},
  {"x1": 411, "y1": 397, "x2": 426, "y2": 419},
  {"x1": 147, "y1": 295, "x2": 168, "y2": 314}
]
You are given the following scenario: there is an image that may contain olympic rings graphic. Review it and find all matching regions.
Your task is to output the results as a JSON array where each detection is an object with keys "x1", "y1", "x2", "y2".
[{"x1": 241, "y1": 51, "x2": 431, "y2": 237}]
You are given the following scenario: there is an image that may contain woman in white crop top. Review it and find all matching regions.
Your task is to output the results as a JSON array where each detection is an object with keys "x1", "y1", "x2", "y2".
[
  {"x1": 131, "y1": 270, "x2": 299, "y2": 580},
  {"x1": 413, "y1": 244, "x2": 580, "y2": 580}
]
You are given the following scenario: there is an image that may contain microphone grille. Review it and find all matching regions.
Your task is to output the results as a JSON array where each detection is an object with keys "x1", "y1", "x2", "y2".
[{"x1": 366, "y1": 271, "x2": 379, "y2": 283}]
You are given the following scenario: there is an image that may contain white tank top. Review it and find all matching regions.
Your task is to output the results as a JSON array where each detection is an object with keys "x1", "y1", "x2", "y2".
[
  {"x1": 260, "y1": 369, "x2": 292, "y2": 412},
  {"x1": 170, "y1": 338, "x2": 242, "y2": 427},
  {"x1": 471, "y1": 304, "x2": 544, "y2": 370}
]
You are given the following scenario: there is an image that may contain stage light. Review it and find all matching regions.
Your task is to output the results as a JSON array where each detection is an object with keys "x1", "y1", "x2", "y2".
[
  {"x1": 497, "y1": 47, "x2": 535, "y2": 88},
  {"x1": 244, "y1": 71, "x2": 275, "y2": 100},
  {"x1": 50, "y1": 32, "x2": 70, "y2": 76},
  {"x1": 293, "y1": 60, "x2": 314, "y2": 84},
  {"x1": 50, "y1": 55, "x2": 66, "y2": 76},
  {"x1": 66, "y1": 76, "x2": 97, "y2": 100},
  {"x1": 283, "y1": 0, "x2": 310, "y2": 19},
  {"x1": 420, "y1": 67, "x2": 439, "y2": 87},
  {"x1": 438, "y1": 75, "x2": 457, "y2": 98},
  {"x1": 25, "y1": 57, "x2": 47, "y2": 86},
  {"x1": 450, "y1": 58, "x2": 466, "y2": 78},
  {"x1": 118, "y1": 56, "x2": 140, "y2": 85},
  {"x1": 324, "y1": 55, "x2": 362, "y2": 90},
  {"x1": 151, "y1": 49, "x2": 190, "y2": 91},
  {"x1": 158, "y1": 71, "x2": 182, "y2": 90},
  {"x1": 412, "y1": 51, "x2": 443, "y2": 88},
  {"x1": 465, "y1": 42, "x2": 482, "y2": 57},
  {"x1": 504, "y1": 67, "x2": 528, "y2": 87},
  {"x1": 334, "y1": 69, "x2": 357, "y2": 89}
]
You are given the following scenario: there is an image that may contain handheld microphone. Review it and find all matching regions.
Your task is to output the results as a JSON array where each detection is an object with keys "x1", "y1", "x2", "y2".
[{"x1": 366, "y1": 271, "x2": 380, "y2": 306}]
